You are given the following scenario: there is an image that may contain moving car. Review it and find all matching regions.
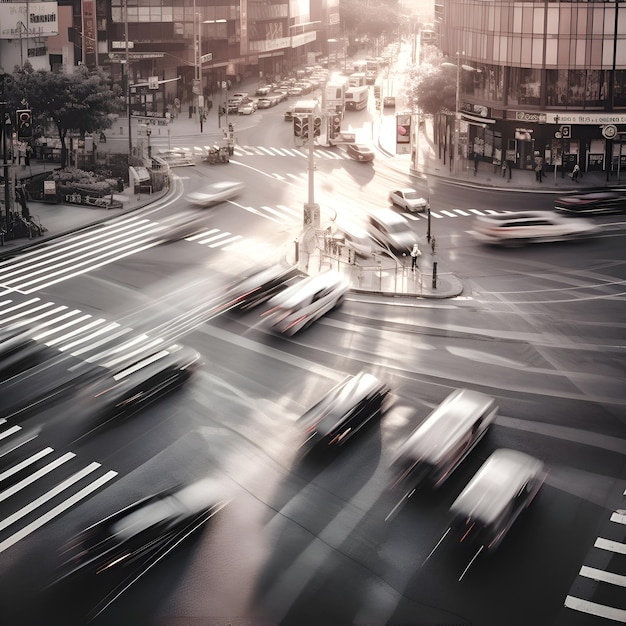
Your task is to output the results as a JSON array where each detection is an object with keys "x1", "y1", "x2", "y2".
[
  {"x1": 257, "y1": 98, "x2": 274, "y2": 109},
  {"x1": 158, "y1": 210, "x2": 212, "y2": 242},
  {"x1": 57, "y1": 478, "x2": 228, "y2": 582},
  {"x1": 389, "y1": 188, "x2": 429, "y2": 212},
  {"x1": 73, "y1": 343, "x2": 202, "y2": 428},
  {"x1": 237, "y1": 100, "x2": 257, "y2": 115},
  {"x1": 450, "y1": 449, "x2": 546, "y2": 551},
  {"x1": 186, "y1": 181, "x2": 245, "y2": 207},
  {"x1": 346, "y1": 144, "x2": 375, "y2": 162},
  {"x1": 216, "y1": 264, "x2": 301, "y2": 312},
  {"x1": 0, "y1": 322, "x2": 50, "y2": 376},
  {"x1": 554, "y1": 191, "x2": 626, "y2": 215},
  {"x1": 367, "y1": 208, "x2": 418, "y2": 253},
  {"x1": 262, "y1": 271, "x2": 349, "y2": 336},
  {"x1": 471, "y1": 211, "x2": 599, "y2": 245},
  {"x1": 255, "y1": 86, "x2": 272, "y2": 96},
  {"x1": 334, "y1": 219, "x2": 374, "y2": 257},
  {"x1": 300, "y1": 372, "x2": 391, "y2": 453},
  {"x1": 154, "y1": 151, "x2": 195, "y2": 168},
  {"x1": 390, "y1": 389, "x2": 498, "y2": 492}
]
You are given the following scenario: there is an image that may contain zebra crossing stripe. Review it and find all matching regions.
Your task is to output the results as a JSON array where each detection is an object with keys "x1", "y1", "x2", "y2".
[
  {"x1": 185, "y1": 228, "x2": 220, "y2": 242},
  {"x1": 0, "y1": 302, "x2": 66, "y2": 326},
  {"x1": 0, "y1": 426, "x2": 21, "y2": 442},
  {"x1": 564, "y1": 596, "x2": 626, "y2": 622},
  {"x1": 455, "y1": 209, "x2": 471, "y2": 216},
  {"x1": 0, "y1": 469, "x2": 118, "y2": 554},
  {"x1": 208, "y1": 234, "x2": 243, "y2": 248},
  {"x1": 257, "y1": 146, "x2": 275, "y2": 156},
  {"x1": 44, "y1": 318, "x2": 107, "y2": 347},
  {"x1": 469, "y1": 209, "x2": 485, "y2": 215},
  {"x1": 0, "y1": 448, "x2": 54, "y2": 483},
  {"x1": 595, "y1": 537, "x2": 626, "y2": 554},
  {"x1": 33, "y1": 314, "x2": 93, "y2": 341},
  {"x1": 276, "y1": 204, "x2": 301, "y2": 217}
]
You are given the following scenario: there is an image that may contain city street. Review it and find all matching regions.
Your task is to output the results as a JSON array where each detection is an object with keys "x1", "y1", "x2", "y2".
[{"x1": 1, "y1": 86, "x2": 625, "y2": 626}]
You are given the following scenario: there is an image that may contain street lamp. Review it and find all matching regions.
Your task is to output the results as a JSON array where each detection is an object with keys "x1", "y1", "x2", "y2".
[{"x1": 0, "y1": 68, "x2": 13, "y2": 238}]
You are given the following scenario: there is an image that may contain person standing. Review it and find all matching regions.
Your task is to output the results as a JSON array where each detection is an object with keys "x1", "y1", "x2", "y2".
[
  {"x1": 473, "y1": 152, "x2": 480, "y2": 176},
  {"x1": 410, "y1": 243, "x2": 422, "y2": 271},
  {"x1": 572, "y1": 163, "x2": 580, "y2": 182}
]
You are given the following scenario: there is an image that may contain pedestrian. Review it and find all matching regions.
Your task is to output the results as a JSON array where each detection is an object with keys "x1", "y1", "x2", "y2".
[
  {"x1": 474, "y1": 152, "x2": 480, "y2": 176},
  {"x1": 410, "y1": 243, "x2": 422, "y2": 271},
  {"x1": 502, "y1": 161, "x2": 507, "y2": 178},
  {"x1": 572, "y1": 163, "x2": 580, "y2": 182},
  {"x1": 535, "y1": 163, "x2": 543, "y2": 182},
  {"x1": 99, "y1": 131, "x2": 107, "y2": 143}
]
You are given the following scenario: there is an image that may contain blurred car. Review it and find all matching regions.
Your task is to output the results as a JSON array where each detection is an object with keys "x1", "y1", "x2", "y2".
[
  {"x1": 554, "y1": 191, "x2": 626, "y2": 215},
  {"x1": 450, "y1": 449, "x2": 546, "y2": 551},
  {"x1": 346, "y1": 144, "x2": 375, "y2": 162},
  {"x1": 73, "y1": 343, "x2": 202, "y2": 428},
  {"x1": 227, "y1": 98, "x2": 244, "y2": 113},
  {"x1": 186, "y1": 181, "x2": 245, "y2": 207},
  {"x1": 389, "y1": 188, "x2": 429, "y2": 212},
  {"x1": 471, "y1": 211, "x2": 599, "y2": 245},
  {"x1": 231, "y1": 92, "x2": 249, "y2": 100},
  {"x1": 383, "y1": 96, "x2": 396, "y2": 108},
  {"x1": 334, "y1": 219, "x2": 374, "y2": 257},
  {"x1": 287, "y1": 87, "x2": 303, "y2": 97},
  {"x1": 365, "y1": 71, "x2": 377, "y2": 85},
  {"x1": 154, "y1": 151, "x2": 195, "y2": 167},
  {"x1": 216, "y1": 264, "x2": 301, "y2": 312},
  {"x1": 257, "y1": 98, "x2": 274, "y2": 109},
  {"x1": 367, "y1": 208, "x2": 418, "y2": 253},
  {"x1": 273, "y1": 90, "x2": 288, "y2": 103},
  {"x1": 57, "y1": 478, "x2": 228, "y2": 582},
  {"x1": 300, "y1": 372, "x2": 391, "y2": 453},
  {"x1": 284, "y1": 107, "x2": 294, "y2": 122},
  {"x1": 390, "y1": 389, "x2": 498, "y2": 492},
  {"x1": 255, "y1": 86, "x2": 272, "y2": 97},
  {"x1": 262, "y1": 271, "x2": 349, "y2": 336},
  {"x1": 0, "y1": 322, "x2": 49, "y2": 376},
  {"x1": 238, "y1": 100, "x2": 257, "y2": 115},
  {"x1": 159, "y1": 209, "x2": 212, "y2": 242}
]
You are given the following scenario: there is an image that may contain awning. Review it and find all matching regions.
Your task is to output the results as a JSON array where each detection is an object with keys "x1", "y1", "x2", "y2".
[{"x1": 461, "y1": 112, "x2": 496, "y2": 125}]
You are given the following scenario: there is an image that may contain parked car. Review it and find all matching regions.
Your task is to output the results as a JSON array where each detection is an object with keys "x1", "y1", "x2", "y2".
[
  {"x1": 346, "y1": 144, "x2": 375, "y2": 162},
  {"x1": 186, "y1": 181, "x2": 245, "y2": 207},
  {"x1": 390, "y1": 389, "x2": 498, "y2": 492},
  {"x1": 56, "y1": 478, "x2": 228, "y2": 583},
  {"x1": 554, "y1": 191, "x2": 626, "y2": 215},
  {"x1": 471, "y1": 211, "x2": 600, "y2": 245},
  {"x1": 389, "y1": 188, "x2": 429, "y2": 212},
  {"x1": 287, "y1": 87, "x2": 303, "y2": 97},
  {"x1": 227, "y1": 98, "x2": 244, "y2": 114},
  {"x1": 367, "y1": 208, "x2": 418, "y2": 253},
  {"x1": 216, "y1": 264, "x2": 301, "y2": 312},
  {"x1": 450, "y1": 449, "x2": 547, "y2": 551},
  {"x1": 299, "y1": 372, "x2": 391, "y2": 454},
  {"x1": 262, "y1": 271, "x2": 349, "y2": 336}
]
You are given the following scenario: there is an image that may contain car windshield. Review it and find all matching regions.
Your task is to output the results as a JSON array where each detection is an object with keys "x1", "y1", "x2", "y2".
[{"x1": 402, "y1": 191, "x2": 420, "y2": 199}]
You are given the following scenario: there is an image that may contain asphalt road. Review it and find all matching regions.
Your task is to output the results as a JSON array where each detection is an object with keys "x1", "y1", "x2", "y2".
[{"x1": 1, "y1": 99, "x2": 625, "y2": 626}]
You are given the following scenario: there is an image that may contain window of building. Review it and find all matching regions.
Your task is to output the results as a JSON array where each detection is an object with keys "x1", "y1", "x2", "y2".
[{"x1": 508, "y1": 67, "x2": 541, "y2": 106}]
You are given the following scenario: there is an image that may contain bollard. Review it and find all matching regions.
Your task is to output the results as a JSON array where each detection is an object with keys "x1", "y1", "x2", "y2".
[
  {"x1": 120, "y1": 126, "x2": 123, "y2": 135},
  {"x1": 432, "y1": 261, "x2": 438, "y2": 289},
  {"x1": 294, "y1": 239, "x2": 299, "y2": 263}
]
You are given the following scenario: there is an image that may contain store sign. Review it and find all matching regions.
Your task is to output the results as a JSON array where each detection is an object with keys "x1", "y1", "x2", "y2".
[
  {"x1": 461, "y1": 102, "x2": 491, "y2": 118},
  {"x1": 515, "y1": 111, "x2": 547, "y2": 124},
  {"x1": 548, "y1": 113, "x2": 626, "y2": 125}
]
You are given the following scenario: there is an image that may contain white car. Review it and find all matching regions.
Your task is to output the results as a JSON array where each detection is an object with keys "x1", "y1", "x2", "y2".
[
  {"x1": 389, "y1": 188, "x2": 429, "y2": 212},
  {"x1": 262, "y1": 271, "x2": 349, "y2": 336},
  {"x1": 472, "y1": 211, "x2": 600, "y2": 245},
  {"x1": 367, "y1": 209, "x2": 418, "y2": 254},
  {"x1": 186, "y1": 181, "x2": 245, "y2": 207}
]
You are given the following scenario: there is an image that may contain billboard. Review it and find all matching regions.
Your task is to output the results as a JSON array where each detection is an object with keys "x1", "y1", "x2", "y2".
[{"x1": 0, "y1": 2, "x2": 59, "y2": 40}]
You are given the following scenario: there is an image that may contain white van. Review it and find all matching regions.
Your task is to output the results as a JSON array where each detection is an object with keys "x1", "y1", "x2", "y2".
[
  {"x1": 450, "y1": 449, "x2": 547, "y2": 551},
  {"x1": 390, "y1": 388, "x2": 498, "y2": 491}
]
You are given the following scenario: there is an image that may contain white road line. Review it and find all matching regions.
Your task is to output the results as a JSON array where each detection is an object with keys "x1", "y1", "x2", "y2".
[
  {"x1": 0, "y1": 469, "x2": 117, "y2": 554},
  {"x1": 404, "y1": 214, "x2": 420, "y2": 221},
  {"x1": 595, "y1": 537, "x2": 626, "y2": 555},
  {"x1": 185, "y1": 228, "x2": 220, "y2": 242},
  {"x1": 564, "y1": 596, "x2": 626, "y2": 623},
  {"x1": 485, "y1": 209, "x2": 500, "y2": 214},
  {"x1": 99, "y1": 336, "x2": 160, "y2": 369},
  {"x1": 44, "y1": 318, "x2": 107, "y2": 347},
  {"x1": 579, "y1": 565, "x2": 626, "y2": 587},
  {"x1": 68, "y1": 324, "x2": 129, "y2": 357},
  {"x1": 287, "y1": 173, "x2": 305, "y2": 182},
  {"x1": 0, "y1": 448, "x2": 54, "y2": 483},
  {"x1": 20, "y1": 307, "x2": 75, "y2": 332},
  {"x1": 198, "y1": 231, "x2": 233, "y2": 245},
  {"x1": 469, "y1": 209, "x2": 485, "y2": 215},
  {"x1": 5, "y1": 304, "x2": 72, "y2": 329},
  {"x1": 33, "y1": 314, "x2": 93, "y2": 341},
  {"x1": 440, "y1": 210, "x2": 458, "y2": 217},
  {"x1": 281, "y1": 149, "x2": 299, "y2": 157},
  {"x1": 208, "y1": 234, "x2": 243, "y2": 248},
  {"x1": 58, "y1": 321, "x2": 120, "y2": 353},
  {"x1": 272, "y1": 173, "x2": 287, "y2": 180},
  {"x1": 293, "y1": 149, "x2": 307, "y2": 157},
  {"x1": 257, "y1": 146, "x2": 275, "y2": 156},
  {"x1": 429, "y1": 211, "x2": 445, "y2": 219},
  {"x1": 271, "y1": 148, "x2": 290, "y2": 156},
  {"x1": 610, "y1": 510, "x2": 626, "y2": 525},
  {"x1": 0, "y1": 452, "x2": 76, "y2": 507},
  {"x1": 276, "y1": 204, "x2": 302, "y2": 217},
  {"x1": 0, "y1": 426, "x2": 21, "y2": 442},
  {"x1": 0, "y1": 298, "x2": 42, "y2": 317},
  {"x1": 260, "y1": 205, "x2": 289, "y2": 218},
  {"x1": 455, "y1": 209, "x2": 471, "y2": 216}
]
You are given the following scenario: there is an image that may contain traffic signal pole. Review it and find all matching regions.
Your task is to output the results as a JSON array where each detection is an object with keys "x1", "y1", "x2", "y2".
[{"x1": 303, "y1": 112, "x2": 320, "y2": 228}]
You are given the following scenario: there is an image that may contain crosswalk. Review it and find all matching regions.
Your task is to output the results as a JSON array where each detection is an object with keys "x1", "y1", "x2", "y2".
[
  {"x1": 162, "y1": 144, "x2": 352, "y2": 160},
  {"x1": 0, "y1": 421, "x2": 117, "y2": 555},
  {"x1": 564, "y1": 486, "x2": 626, "y2": 623}
]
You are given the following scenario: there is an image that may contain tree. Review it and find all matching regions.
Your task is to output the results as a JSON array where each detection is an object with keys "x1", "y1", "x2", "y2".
[
  {"x1": 341, "y1": 0, "x2": 404, "y2": 40},
  {"x1": 405, "y1": 59, "x2": 457, "y2": 117},
  {"x1": 8, "y1": 63, "x2": 120, "y2": 167}
]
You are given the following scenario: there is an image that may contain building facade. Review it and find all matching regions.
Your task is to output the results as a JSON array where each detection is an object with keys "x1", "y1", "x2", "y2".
[{"x1": 435, "y1": 0, "x2": 626, "y2": 175}]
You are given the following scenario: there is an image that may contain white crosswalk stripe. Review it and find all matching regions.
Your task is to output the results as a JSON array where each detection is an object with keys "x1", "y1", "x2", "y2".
[
  {"x1": 229, "y1": 145, "x2": 349, "y2": 159},
  {"x1": 0, "y1": 425, "x2": 117, "y2": 554}
]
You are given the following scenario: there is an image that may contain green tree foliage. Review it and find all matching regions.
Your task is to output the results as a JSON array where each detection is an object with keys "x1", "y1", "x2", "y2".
[
  {"x1": 8, "y1": 63, "x2": 120, "y2": 167},
  {"x1": 405, "y1": 58, "x2": 456, "y2": 116}
]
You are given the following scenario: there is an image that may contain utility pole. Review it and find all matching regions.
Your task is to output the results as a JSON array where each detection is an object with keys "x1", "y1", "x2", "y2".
[
  {"x1": 124, "y1": 0, "x2": 132, "y2": 156},
  {"x1": 0, "y1": 69, "x2": 14, "y2": 238},
  {"x1": 303, "y1": 113, "x2": 320, "y2": 228}
]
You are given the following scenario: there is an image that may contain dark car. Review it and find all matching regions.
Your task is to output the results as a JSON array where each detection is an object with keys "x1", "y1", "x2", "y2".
[
  {"x1": 57, "y1": 478, "x2": 228, "y2": 582},
  {"x1": 300, "y1": 372, "x2": 390, "y2": 453},
  {"x1": 0, "y1": 322, "x2": 50, "y2": 376},
  {"x1": 346, "y1": 143, "x2": 375, "y2": 162},
  {"x1": 71, "y1": 343, "x2": 202, "y2": 431},
  {"x1": 216, "y1": 264, "x2": 301, "y2": 313},
  {"x1": 554, "y1": 191, "x2": 626, "y2": 215}
]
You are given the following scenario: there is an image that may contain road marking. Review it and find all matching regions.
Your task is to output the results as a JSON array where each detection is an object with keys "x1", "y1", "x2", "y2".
[
  {"x1": 276, "y1": 204, "x2": 301, "y2": 217},
  {"x1": 564, "y1": 596, "x2": 626, "y2": 622},
  {"x1": 454, "y1": 209, "x2": 471, "y2": 216},
  {"x1": 208, "y1": 234, "x2": 243, "y2": 248},
  {"x1": 0, "y1": 447, "x2": 54, "y2": 483},
  {"x1": 185, "y1": 228, "x2": 220, "y2": 242},
  {"x1": 198, "y1": 231, "x2": 234, "y2": 245},
  {"x1": 579, "y1": 565, "x2": 626, "y2": 587},
  {"x1": 33, "y1": 314, "x2": 93, "y2": 341},
  {"x1": 440, "y1": 210, "x2": 458, "y2": 217},
  {"x1": 0, "y1": 426, "x2": 21, "y2": 442},
  {"x1": 429, "y1": 211, "x2": 444, "y2": 219},
  {"x1": 595, "y1": 537, "x2": 626, "y2": 554},
  {"x1": 44, "y1": 318, "x2": 107, "y2": 347},
  {"x1": 469, "y1": 209, "x2": 485, "y2": 215},
  {"x1": 0, "y1": 469, "x2": 117, "y2": 554},
  {"x1": 610, "y1": 510, "x2": 626, "y2": 525}
]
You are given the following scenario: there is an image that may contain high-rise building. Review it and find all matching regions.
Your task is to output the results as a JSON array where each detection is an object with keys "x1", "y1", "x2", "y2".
[{"x1": 435, "y1": 0, "x2": 626, "y2": 175}]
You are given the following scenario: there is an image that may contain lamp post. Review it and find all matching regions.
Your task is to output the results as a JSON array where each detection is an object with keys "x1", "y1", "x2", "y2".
[
  {"x1": 123, "y1": 0, "x2": 132, "y2": 156},
  {"x1": 0, "y1": 68, "x2": 13, "y2": 237}
]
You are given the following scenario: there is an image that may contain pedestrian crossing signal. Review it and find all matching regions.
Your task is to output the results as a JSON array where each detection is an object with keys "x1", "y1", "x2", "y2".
[{"x1": 16, "y1": 109, "x2": 32, "y2": 139}]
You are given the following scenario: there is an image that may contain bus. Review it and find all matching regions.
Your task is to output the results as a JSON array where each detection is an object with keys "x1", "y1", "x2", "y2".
[
  {"x1": 353, "y1": 60, "x2": 367, "y2": 73},
  {"x1": 345, "y1": 86, "x2": 368, "y2": 111},
  {"x1": 323, "y1": 82, "x2": 346, "y2": 115},
  {"x1": 349, "y1": 72, "x2": 367, "y2": 88}
]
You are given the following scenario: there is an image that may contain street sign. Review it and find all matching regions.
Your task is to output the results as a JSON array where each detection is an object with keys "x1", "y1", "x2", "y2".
[
  {"x1": 148, "y1": 76, "x2": 159, "y2": 90},
  {"x1": 561, "y1": 125, "x2": 571, "y2": 139},
  {"x1": 200, "y1": 53, "x2": 213, "y2": 63},
  {"x1": 108, "y1": 52, "x2": 164, "y2": 61}
]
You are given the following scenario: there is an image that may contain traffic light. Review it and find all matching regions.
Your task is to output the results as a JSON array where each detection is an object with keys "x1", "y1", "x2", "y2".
[
  {"x1": 16, "y1": 109, "x2": 32, "y2": 139},
  {"x1": 293, "y1": 115, "x2": 303, "y2": 137},
  {"x1": 313, "y1": 116, "x2": 322, "y2": 137},
  {"x1": 330, "y1": 114, "x2": 342, "y2": 139},
  {"x1": 374, "y1": 86, "x2": 381, "y2": 100}
]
